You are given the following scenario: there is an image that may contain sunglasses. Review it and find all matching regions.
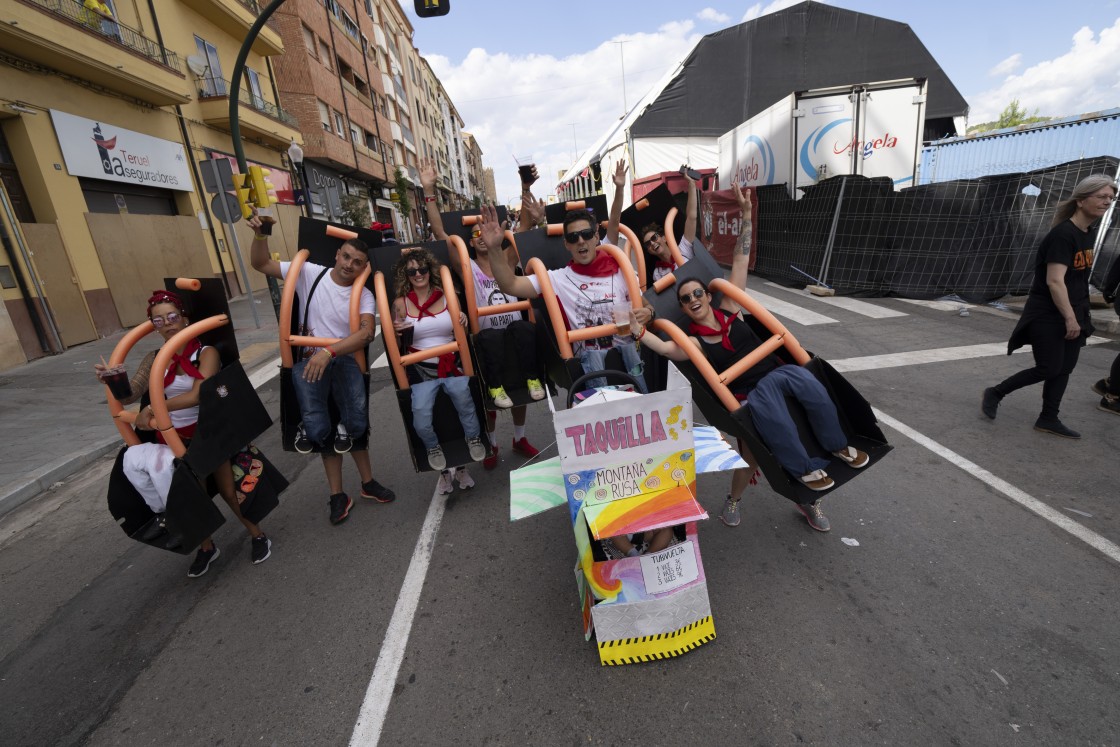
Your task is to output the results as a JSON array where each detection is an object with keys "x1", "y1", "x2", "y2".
[
  {"x1": 471, "y1": 229, "x2": 482, "y2": 239},
  {"x1": 150, "y1": 312, "x2": 183, "y2": 328},
  {"x1": 678, "y1": 288, "x2": 706, "y2": 306},
  {"x1": 643, "y1": 233, "x2": 662, "y2": 247},
  {"x1": 406, "y1": 267, "x2": 429, "y2": 277},
  {"x1": 564, "y1": 227, "x2": 597, "y2": 244}
]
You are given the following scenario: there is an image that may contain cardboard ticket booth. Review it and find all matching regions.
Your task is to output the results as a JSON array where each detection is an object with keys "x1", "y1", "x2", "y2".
[{"x1": 510, "y1": 364, "x2": 749, "y2": 665}]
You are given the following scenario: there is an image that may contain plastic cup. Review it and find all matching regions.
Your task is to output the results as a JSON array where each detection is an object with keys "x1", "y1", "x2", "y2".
[
  {"x1": 99, "y1": 365, "x2": 131, "y2": 400},
  {"x1": 398, "y1": 322, "x2": 414, "y2": 349},
  {"x1": 613, "y1": 305, "x2": 633, "y2": 334}
]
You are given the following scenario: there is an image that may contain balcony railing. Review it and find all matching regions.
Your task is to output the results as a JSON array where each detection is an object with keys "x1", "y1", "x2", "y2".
[
  {"x1": 196, "y1": 75, "x2": 298, "y2": 127},
  {"x1": 22, "y1": 0, "x2": 181, "y2": 71},
  {"x1": 231, "y1": 0, "x2": 281, "y2": 31}
]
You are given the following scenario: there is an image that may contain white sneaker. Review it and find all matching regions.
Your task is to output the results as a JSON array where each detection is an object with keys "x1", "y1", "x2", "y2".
[
  {"x1": 436, "y1": 470, "x2": 454, "y2": 494},
  {"x1": 454, "y1": 467, "x2": 475, "y2": 490},
  {"x1": 466, "y1": 437, "x2": 486, "y2": 462},
  {"x1": 426, "y1": 446, "x2": 446, "y2": 471}
]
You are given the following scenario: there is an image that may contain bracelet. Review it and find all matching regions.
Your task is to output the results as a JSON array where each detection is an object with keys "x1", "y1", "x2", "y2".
[
  {"x1": 323, "y1": 347, "x2": 336, "y2": 359},
  {"x1": 634, "y1": 326, "x2": 646, "y2": 342},
  {"x1": 648, "y1": 307, "x2": 656, "y2": 321},
  {"x1": 424, "y1": 195, "x2": 436, "y2": 203},
  {"x1": 254, "y1": 234, "x2": 268, "y2": 241}
]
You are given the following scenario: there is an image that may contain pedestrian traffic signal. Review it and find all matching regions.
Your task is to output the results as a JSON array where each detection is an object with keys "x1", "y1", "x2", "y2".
[
  {"x1": 231, "y1": 173, "x2": 253, "y2": 220},
  {"x1": 248, "y1": 165, "x2": 278, "y2": 210},
  {"x1": 414, "y1": 0, "x2": 449, "y2": 17}
]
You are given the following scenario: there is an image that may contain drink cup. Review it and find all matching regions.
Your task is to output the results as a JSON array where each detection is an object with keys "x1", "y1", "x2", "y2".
[
  {"x1": 613, "y1": 305, "x2": 632, "y2": 334},
  {"x1": 398, "y1": 322, "x2": 414, "y2": 349},
  {"x1": 515, "y1": 155, "x2": 536, "y2": 185},
  {"x1": 99, "y1": 365, "x2": 131, "y2": 400}
]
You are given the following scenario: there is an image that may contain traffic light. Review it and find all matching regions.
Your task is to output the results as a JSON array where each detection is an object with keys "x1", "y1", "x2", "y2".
[
  {"x1": 231, "y1": 172, "x2": 253, "y2": 220},
  {"x1": 248, "y1": 165, "x2": 278, "y2": 211},
  {"x1": 414, "y1": 0, "x2": 449, "y2": 17}
]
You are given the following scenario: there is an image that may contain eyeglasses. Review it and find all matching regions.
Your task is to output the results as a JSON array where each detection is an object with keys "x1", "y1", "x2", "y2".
[
  {"x1": 643, "y1": 233, "x2": 662, "y2": 248},
  {"x1": 564, "y1": 227, "x2": 597, "y2": 244},
  {"x1": 150, "y1": 312, "x2": 183, "y2": 328},
  {"x1": 678, "y1": 288, "x2": 706, "y2": 306},
  {"x1": 406, "y1": 267, "x2": 429, "y2": 277},
  {"x1": 471, "y1": 229, "x2": 482, "y2": 239}
]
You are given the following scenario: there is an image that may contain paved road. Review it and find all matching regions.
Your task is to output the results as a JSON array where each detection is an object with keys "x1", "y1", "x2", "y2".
[{"x1": 1, "y1": 292, "x2": 1118, "y2": 745}]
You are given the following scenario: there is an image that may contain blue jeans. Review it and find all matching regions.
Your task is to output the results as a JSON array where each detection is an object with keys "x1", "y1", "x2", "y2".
[
  {"x1": 411, "y1": 375, "x2": 481, "y2": 449},
  {"x1": 578, "y1": 340, "x2": 647, "y2": 392},
  {"x1": 747, "y1": 365, "x2": 846, "y2": 477},
  {"x1": 291, "y1": 355, "x2": 368, "y2": 445}
]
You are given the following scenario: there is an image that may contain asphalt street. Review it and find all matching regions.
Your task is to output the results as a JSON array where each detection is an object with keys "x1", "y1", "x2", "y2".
[{"x1": 1, "y1": 292, "x2": 1118, "y2": 746}]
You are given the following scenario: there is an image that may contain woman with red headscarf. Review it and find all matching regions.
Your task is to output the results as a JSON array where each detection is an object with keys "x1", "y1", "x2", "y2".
[{"x1": 94, "y1": 290, "x2": 271, "y2": 577}]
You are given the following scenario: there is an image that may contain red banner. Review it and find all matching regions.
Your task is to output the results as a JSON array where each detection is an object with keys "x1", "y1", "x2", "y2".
[{"x1": 698, "y1": 188, "x2": 758, "y2": 270}]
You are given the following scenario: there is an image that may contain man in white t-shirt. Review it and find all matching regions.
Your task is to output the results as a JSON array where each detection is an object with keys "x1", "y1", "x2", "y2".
[
  {"x1": 249, "y1": 215, "x2": 395, "y2": 525},
  {"x1": 482, "y1": 205, "x2": 654, "y2": 391}
]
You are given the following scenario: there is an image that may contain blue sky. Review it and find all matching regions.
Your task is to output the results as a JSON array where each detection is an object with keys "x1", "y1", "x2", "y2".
[{"x1": 401, "y1": 0, "x2": 1120, "y2": 202}]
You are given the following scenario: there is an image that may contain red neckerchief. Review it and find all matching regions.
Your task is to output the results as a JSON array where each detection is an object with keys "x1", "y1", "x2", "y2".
[
  {"x1": 689, "y1": 309, "x2": 735, "y2": 352},
  {"x1": 568, "y1": 250, "x2": 619, "y2": 278},
  {"x1": 436, "y1": 352, "x2": 462, "y2": 378},
  {"x1": 655, "y1": 261, "x2": 675, "y2": 270},
  {"x1": 164, "y1": 338, "x2": 203, "y2": 387},
  {"x1": 407, "y1": 288, "x2": 444, "y2": 319}
]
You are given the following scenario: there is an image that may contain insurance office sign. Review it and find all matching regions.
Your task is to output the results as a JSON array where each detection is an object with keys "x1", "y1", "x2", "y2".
[{"x1": 50, "y1": 110, "x2": 193, "y2": 192}]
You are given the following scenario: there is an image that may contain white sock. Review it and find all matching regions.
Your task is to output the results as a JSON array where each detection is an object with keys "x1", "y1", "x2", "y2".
[
  {"x1": 513, "y1": 425, "x2": 526, "y2": 440},
  {"x1": 487, "y1": 430, "x2": 497, "y2": 446}
]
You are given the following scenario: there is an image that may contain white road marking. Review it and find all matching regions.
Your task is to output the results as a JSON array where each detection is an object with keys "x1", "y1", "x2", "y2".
[
  {"x1": 371, "y1": 353, "x2": 388, "y2": 369},
  {"x1": 763, "y1": 282, "x2": 908, "y2": 319},
  {"x1": 873, "y1": 408, "x2": 1120, "y2": 567},
  {"x1": 248, "y1": 356, "x2": 282, "y2": 388},
  {"x1": 741, "y1": 290, "x2": 837, "y2": 326},
  {"x1": 830, "y1": 337, "x2": 1111, "y2": 373},
  {"x1": 897, "y1": 298, "x2": 975, "y2": 312},
  {"x1": 350, "y1": 485, "x2": 448, "y2": 746}
]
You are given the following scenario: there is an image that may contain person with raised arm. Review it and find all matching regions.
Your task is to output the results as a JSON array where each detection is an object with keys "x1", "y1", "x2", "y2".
[
  {"x1": 420, "y1": 161, "x2": 543, "y2": 468},
  {"x1": 629, "y1": 184, "x2": 868, "y2": 533},
  {"x1": 479, "y1": 200, "x2": 655, "y2": 392},
  {"x1": 249, "y1": 214, "x2": 395, "y2": 526},
  {"x1": 640, "y1": 171, "x2": 698, "y2": 283}
]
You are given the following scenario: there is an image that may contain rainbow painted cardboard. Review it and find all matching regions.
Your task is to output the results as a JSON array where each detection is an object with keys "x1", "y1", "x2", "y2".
[{"x1": 510, "y1": 364, "x2": 749, "y2": 665}]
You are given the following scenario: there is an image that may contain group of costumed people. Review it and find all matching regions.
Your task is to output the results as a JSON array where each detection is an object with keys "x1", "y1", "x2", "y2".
[{"x1": 100, "y1": 163, "x2": 1118, "y2": 574}]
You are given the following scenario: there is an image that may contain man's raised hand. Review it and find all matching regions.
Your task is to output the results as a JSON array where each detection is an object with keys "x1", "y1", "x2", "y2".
[
  {"x1": 732, "y1": 183, "x2": 752, "y2": 220},
  {"x1": 612, "y1": 159, "x2": 627, "y2": 188},
  {"x1": 478, "y1": 204, "x2": 506, "y2": 251},
  {"x1": 419, "y1": 159, "x2": 438, "y2": 192}
]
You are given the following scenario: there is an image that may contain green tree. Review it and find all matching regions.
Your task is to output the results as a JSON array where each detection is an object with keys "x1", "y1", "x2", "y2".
[
  {"x1": 968, "y1": 99, "x2": 1052, "y2": 134},
  {"x1": 393, "y1": 167, "x2": 412, "y2": 228},
  {"x1": 339, "y1": 194, "x2": 370, "y2": 228}
]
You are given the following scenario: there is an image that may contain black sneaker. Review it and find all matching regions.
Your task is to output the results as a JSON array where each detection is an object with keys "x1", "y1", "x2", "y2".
[
  {"x1": 329, "y1": 493, "x2": 353, "y2": 524},
  {"x1": 251, "y1": 535, "x2": 272, "y2": 564},
  {"x1": 1091, "y1": 378, "x2": 1110, "y2": 397},
  {"x1": 796, "y1": 500, "x2": 831, "y2": 532},
  {"x1": 294, "y1": 424, "x2": 314, "y2": 454},
  {"x1": 187, "y1": 545, "x2": 220, "y2": 577},
  {"x1": 981, "y1": 387, "x2": 1002, "y2": 420},
  {"x1": 1098, "y1": 395, "x2": 1120, "y2": 416},
  {"x1": 361, "y1": 478, "x2": 396, "y2": 503},
  {"x1": 333, "y1": 430, "x2": 353, "y2": 454},
  {"x1": 1033, "y1": 417, "x2": 1081, "y2": 439}
]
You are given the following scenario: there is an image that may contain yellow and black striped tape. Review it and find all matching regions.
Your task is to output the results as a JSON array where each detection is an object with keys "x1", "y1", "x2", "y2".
[{"x1": 598, "y1": 616, "x2": 716, "y2": 665}]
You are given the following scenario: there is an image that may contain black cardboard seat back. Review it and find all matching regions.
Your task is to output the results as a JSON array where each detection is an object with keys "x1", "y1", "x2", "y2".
[
  {"x1": 163, "y1": 278, "x2": 239, "y2": 367},
  {"x1": 508, "y1": 228, "x2": 572, "y2": 272},
  {"x1": 438, "y1": 206, "x2": 507, "y2": 248},
  {"x1": 466, "y1": 331, "x2": 555, "y2": 409},
  {"x1": 544, "y1": 194, "x2": 608, "y2": 227},
  {"x1": 185, "y1": 361, "x2": 274, "y2": 477},
  {"x1": 622, "y1": 184, "x2": 690, "y2": 288}
]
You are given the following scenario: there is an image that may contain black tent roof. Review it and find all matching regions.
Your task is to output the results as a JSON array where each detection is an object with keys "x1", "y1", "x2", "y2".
[{"x1": 629, "y1": 1, "x2": 968, "y2": 140}]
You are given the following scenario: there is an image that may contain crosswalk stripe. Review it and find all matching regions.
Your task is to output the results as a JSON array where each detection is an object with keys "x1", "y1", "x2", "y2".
[
  {"x1": 739, "y1": 289, "x2": 837, "y2": 326},
  {"x1": 897, "y1": 298, "x2": 975, "y2": 312},
  {"x1": 830, "y1": 336, "x2": 1111, "y2": 373},
  {"x1": 763, "y1": 282, "x2": 908, "y2": 319}
]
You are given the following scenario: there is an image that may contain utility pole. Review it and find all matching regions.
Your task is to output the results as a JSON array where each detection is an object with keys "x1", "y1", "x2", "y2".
[{"x1": 612, "y1": 41, "x2": 629, "y2": 115}]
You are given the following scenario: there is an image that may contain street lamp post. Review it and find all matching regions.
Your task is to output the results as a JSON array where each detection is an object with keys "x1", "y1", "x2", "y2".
[{"x1": 287, "y1": 140, "x2": 311, "y2": 219}]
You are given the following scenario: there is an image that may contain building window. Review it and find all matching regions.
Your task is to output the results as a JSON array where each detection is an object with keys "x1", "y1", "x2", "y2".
[
  {"x1": 350, "y1": 124, "x2": 361, "y2": 145},
  {"x1": 318, "y1": 100, "x2": 331, "y2": 131},
  {"x1": 319, "y1": 40, "x2": 331, "y2": 69},
  {"x1": 364, "y1": 0, "x2": 373, "y2": 17},
  {"x1": 302, "y1": 25, "x2": 316, "y2": 56},
  {"x1": 365, "y1": 131, "x2": 379, "y2": 152},
  {"x1": 325, "y1": 0, "x2": 340, "y2": 19},
  {"x1": 334, "y1": 111, "x2": 346, "y2": 137},
  {"x1": 193, "y1": 36, "x2": 224, "y2": 96},
  {"x1": 341, "y1": 11, "x2": 360, "y2": 42},
  {"x1": 245, "y1": 68, "x2": 264, "y2": 110}
]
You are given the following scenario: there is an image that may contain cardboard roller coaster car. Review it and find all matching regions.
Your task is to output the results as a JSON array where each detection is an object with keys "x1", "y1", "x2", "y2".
[
  {"x1": 509, "y1": 230, "x2": 649, "y2": 392},
  {"x1": 444, "y1": 220, "x2": 556, "y2": 410},
  {"x1": 619, "y1": 183, "x2": 689, "y2": 290},
  {"x1": 371, "y1": 237, "x2": 493, "y2": 472},
  {"x1": 509, "y1": 366, "x2": 750, "y2": 665},
  {"x1": 642, "y1": 248, "x2": 891, "y2": 503},
  {"x1": 537, "y1": 195, "x2": 647, "y2": 288},
  {"x1": 278, "y1": 218, "x2": 385, "y2": 453},
  {"x1": 105, "y1": 278, "x2": 286, "y2": 554}
]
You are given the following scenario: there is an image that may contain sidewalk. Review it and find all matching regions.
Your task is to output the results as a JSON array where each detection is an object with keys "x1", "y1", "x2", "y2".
[
  {"x1": 1002, "y1": 294, "x2": 1120, "y2": 334},
  {"x1": 0, "y1": 289, "x2": 281, "y2": 517}
]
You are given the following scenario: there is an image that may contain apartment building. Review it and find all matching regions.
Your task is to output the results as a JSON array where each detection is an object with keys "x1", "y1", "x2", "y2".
[
  {"x1": 460, "y1": 131, "x2": 484, "y2": 206},
  {"x1": 0, "y1": 0, "x2": 302, "y2": 368}
]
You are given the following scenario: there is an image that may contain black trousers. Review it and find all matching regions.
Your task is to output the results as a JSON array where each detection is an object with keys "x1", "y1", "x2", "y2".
[
  {"x1": 995, "y1": 321, "x2": 1084, "y2": 418},
  {"x1": 476, "y1": 320, "x2": 538, "y2": 389}
]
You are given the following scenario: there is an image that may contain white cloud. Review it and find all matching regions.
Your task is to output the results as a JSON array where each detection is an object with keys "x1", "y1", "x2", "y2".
[
  {"x1": 428, "y1": 26, "x2": 704, "y2": 204},
  {"x1": 697, "y1": 7, "x2": 730, "y2": 24},
  {"x1": 742, "y1": 0, "x2": 811, "y2": 23},
  {"x1": 987, "y1": 53, "x2": 1022, "y2": 78},
  {"x1": 968, "y1": 19, "x2": 1120, "y2": 123}
]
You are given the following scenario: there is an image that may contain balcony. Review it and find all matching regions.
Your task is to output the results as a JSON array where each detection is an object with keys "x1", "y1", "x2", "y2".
[
  {"x1": 195, "y1": 76, "x2": 300, "y2": 148},
  {"x1": 381, "y1": 73, "x2": 396, "y2": 103},
  {"x1": 178, "y1": 0, "x2": 283, "y2": 56},
  {"x1": 6, "y1": 0, "x2": 188, "y2": 106}
]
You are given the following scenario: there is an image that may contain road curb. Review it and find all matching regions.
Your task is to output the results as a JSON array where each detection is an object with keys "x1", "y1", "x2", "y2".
[{"x1": 0, "y1": 349, "x2": 281, "y2": 521}]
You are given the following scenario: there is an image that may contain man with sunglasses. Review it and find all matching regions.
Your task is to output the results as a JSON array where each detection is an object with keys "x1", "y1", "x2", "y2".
[
  {"x1": 249, "y1": 214, "x2": 395, "y2": 525},
  {"x1": 479, "y1": 204, "x2": 654, "y2": 390},
  {"x1": 641, "y1": 171, "x2": 698, "y2": 284}
]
